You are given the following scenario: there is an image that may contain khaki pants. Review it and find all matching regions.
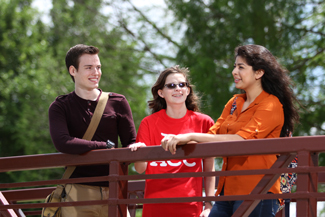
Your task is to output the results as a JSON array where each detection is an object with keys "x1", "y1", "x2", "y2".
[{"x1": 61, "y1": 184, "x2": 130, "y2": 217}]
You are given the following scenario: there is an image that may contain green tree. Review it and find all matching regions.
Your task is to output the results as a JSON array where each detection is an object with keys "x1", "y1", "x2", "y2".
[{"x1": 0, "y1": 0, "x2": 60, "y2": 183}]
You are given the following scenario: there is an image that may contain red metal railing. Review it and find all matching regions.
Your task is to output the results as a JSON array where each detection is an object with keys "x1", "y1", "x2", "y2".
[{"x1": 1, "y1": 135, "x2": 325, "y2": 217}]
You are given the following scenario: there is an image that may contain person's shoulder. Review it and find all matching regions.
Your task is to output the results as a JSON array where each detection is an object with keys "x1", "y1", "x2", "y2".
[
  {"x1": 107, "y1": 92, "x2": 127, "y2": 102},
  {"x1": 260, "y1": 93, "x2": 283, "y2": 109},
  {"x1": 49, "y1": 92, "x2": 74, "y2": 111},
  {"x1": 141, "y1": 110, "x2": 163, "y2": 122},
  {"x1": 56, "y1": 93, "x2": 71, "y2": 101},
  {"x1": 191, "y1": 111, "x2": 214, "y2": 122},
  {"x1": 51, "y1": 92, "x2": 73, "y2": 105},
  {"x1": 262, "y1": 92, "x2": 281, "y2": 103}
]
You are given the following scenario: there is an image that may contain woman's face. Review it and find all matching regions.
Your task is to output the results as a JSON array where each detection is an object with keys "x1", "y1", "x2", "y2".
[
  {"x1": 232, "y1": 56, "x2": 263, "y2": 92},
  {"x1": 158, "y1": 73, "x2": 190, "y2": 106}
]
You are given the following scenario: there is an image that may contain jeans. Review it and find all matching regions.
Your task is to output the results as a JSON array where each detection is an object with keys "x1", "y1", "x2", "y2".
[{"x1": 208, "y1": 192, "x2": 279, "y2": 217}]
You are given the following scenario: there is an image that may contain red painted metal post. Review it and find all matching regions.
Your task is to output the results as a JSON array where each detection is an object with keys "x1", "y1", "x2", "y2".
[
  {"x1": 119, "y1": 163, "x2": 129, "y2": 217},
  {"x1": 108, "y1": 161, "x2": 128, "y2": 217},
  {"x1": 109, "y1": 161, "x2": 119, "y2": 217},
  {"x1": 309, "y1": 153, "x2": 318, "y2": 217},
  {"x1": 296, "y1": 150, "x2": 316, "y2": 217}
]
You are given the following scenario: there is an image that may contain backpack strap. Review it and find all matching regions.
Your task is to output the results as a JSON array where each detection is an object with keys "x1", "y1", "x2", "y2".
[{"x1": 82, "y1": 92, "x2": 109, "y2": 141}]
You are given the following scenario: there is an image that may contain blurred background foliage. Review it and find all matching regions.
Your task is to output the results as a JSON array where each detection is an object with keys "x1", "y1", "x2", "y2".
[{"x1": 0, "y1": 0, "x2": 324, "y2": 187}]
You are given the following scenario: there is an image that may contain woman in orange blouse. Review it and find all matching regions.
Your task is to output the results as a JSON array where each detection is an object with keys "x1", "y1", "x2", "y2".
[{"x1": 161, "y1": 45, "x2": 299, "y2": 217}]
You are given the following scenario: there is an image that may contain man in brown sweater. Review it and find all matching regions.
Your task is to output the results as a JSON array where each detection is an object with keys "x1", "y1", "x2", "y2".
[{"x1": 48, "y1": 44, "x2": 136, "y2": 217}]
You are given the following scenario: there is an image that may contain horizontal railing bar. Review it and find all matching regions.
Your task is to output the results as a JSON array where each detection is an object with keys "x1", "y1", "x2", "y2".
[
  {"x1": 1, "y1": 136, "x2": 325, "y2": 172},
  {"x1": 2, "y1": 187, "x2": 55, "y2": 201},
  {"x1": 120, "y1": 192, "x2": 325, "y2": 204},
  {"x1": 2, "y1": 181, "x2": 146, "y2": 201},
  {"x1": 117, "y1": 192, "x2": 325, "y2": 204},
  {"x1": 2, "y1": 166, "x2": 324, "y2": 190},
  {"x1": 22, "y1": 211, "x2": 41, "y2": 215},
  {"x1": 0, "y1": 176, "x2": 110, "y2": 189},
  {"x1": 2, "y1": 192, "x2": 325, "y2": 210},
  {"x1": 126, "y1": 167, "x2": 325, "y2": 181}
]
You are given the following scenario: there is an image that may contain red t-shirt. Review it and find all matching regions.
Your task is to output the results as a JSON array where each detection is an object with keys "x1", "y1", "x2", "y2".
[{"x1": 136, "y1": 109, "x2": 214, "y2": 217}]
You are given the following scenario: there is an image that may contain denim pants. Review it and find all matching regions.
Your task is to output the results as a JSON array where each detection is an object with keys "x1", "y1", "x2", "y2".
[{"x1": 208, "y1": 192, "x2": 279, "y2": 217}]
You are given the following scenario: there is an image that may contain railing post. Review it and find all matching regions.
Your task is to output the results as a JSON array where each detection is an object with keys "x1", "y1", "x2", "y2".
[
  {"x1": 296, "y1": 151, "x2": 317, "y2": 217},
  {"x1": 109, "y1": 161, "x2": 128, "y2": 217},
  {"x1": 309, "y1": 152, "x2": 318, "y2": 216}
]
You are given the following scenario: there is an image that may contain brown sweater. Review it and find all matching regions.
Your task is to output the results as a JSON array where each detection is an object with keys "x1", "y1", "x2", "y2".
[{"x1": 48, "y1": 90, "x2": 136, "y2": 186}]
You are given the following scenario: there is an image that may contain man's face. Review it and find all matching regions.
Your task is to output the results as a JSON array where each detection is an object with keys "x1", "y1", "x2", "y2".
[{"x1": 70, "y1": 54, "x2": 102, "y2": 91}]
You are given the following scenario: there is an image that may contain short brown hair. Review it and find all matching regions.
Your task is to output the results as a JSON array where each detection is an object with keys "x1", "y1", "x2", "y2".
[{"x1": 65, "y1": 44, "x2": 99, "y2": 82}]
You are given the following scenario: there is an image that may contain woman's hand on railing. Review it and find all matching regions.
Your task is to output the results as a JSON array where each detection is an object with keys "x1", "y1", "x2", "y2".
[
  {"x1": 161, "y1": 133, "x2": 192, "y2": 155},
  {"x1": 128, "y1": 142, "x2": 148, "y2": 173},
  {"x1": 128, "y1": 142, "x2": 146, "y2": 151}
]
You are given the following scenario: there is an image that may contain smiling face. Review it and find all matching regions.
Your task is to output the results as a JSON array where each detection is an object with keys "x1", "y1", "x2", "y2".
[
  {"x1": 69, "y1": 54, "x2": 102, "y2": 91},
  {"x1": 232, "y1": 56, "x2": 264, "y2": 92},
  {"x1": 157, "y1": 73, "x2": 190, "y2": 107}
]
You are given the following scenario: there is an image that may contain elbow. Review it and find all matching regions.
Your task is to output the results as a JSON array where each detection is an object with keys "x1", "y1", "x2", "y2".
[
  {"x1": 135, "y1": 168, "x2": 145, "y2": 174},
  {"x1": 134, "y1": 162, "x2": 147, "y2": 174},
  {"x1": 53, "y1": 140, "x2": 84, "y2": 155}
]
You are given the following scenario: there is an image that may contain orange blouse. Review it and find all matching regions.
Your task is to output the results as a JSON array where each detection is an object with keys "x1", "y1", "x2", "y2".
[{"x1": 208, "y1": 90, "x2": 284, "y2": 196}]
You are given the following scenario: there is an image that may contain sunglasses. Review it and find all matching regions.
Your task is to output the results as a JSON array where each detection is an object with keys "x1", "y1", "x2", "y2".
[{"x1": 164, "y1": 82, "x2": 188, "y2": 89}]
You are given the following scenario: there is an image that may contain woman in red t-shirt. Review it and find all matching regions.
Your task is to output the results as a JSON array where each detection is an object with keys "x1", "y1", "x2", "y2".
[{"x1": 129, "y1": 65, "x2": 215, "y2": 217}]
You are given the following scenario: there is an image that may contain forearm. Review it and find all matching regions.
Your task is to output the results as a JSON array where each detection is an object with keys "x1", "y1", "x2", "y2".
[
  {"x1": 134, "y1": 162, "x2": 147, "y2": 174},
  {"x1": 202, "y1": 157, "x2": 215, "y2": 212},
  {"x1": 203, "y1": 157, "x2": 216, "y2": 197},
  {"x1": 188, "y1": 133, "x2": 244, "y2": 143},
  {"x1": 53, "y1": 137, "x2": 106, "y2": 154}
]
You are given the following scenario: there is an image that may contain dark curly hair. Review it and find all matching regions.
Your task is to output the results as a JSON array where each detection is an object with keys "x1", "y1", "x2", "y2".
[
  {"x1": 148, "y1": 65, "x2": 200, "y2": 114},
  {"x1": 235, "y1": 44, "x2": 299, "y2": 137}
]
